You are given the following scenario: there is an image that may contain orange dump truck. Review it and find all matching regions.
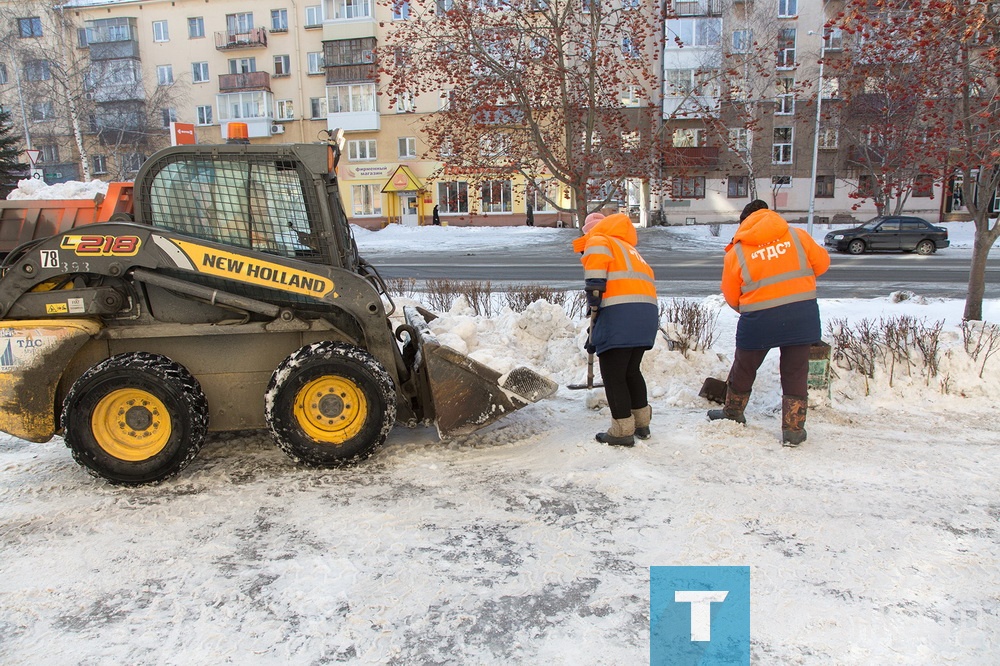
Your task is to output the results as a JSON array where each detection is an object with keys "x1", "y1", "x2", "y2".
[{"x1": 0, "y1": 183, "x2": 134, "y2": 259}]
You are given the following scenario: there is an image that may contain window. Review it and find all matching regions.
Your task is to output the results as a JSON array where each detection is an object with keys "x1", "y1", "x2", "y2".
[
  {"x1": 621, "y1": 35, "x2": 640, "y2": 59},
  {"x1": 396, "y1": 91, "x2": 415, "y2": 113},
  {"x1": 732, "y1": 29, "x2": 752, "y2": 54},
  {"x1": 18, "y1": 17, "x2": 43, "y2": 38},
  {"x1": 777, "y1": 28, "x2": 796, "y2": 68},
  {"x1": 348, "y1": 139, "x2": 377, "y2": 160},
  {"x1": 727, "y1": 176, "x2": 749, "y2": 198},
  {"x1": 729, "y1": 127, "x2": 750, "y2": 153},
  {"x1": 188, "y1": 17, "x2": 205, "y2": 39},
  {"x1": 821, "y1": 77, "x2": 839, "y2": 100},
  {"x1": 272, "y1": 9, "x2": 289, "y2": 31},
  {"x1": 393, "y1": 0, "x2": 410, "y2": 19},
  {"x1": 161, "y1": 107, "x2": 177, "y2": 128},
  {"x1": 399, "y1": 136, "x2": 417, "y2": 158},
  {"x1": 621, "y1": 86, "x2": 640, "y2": 107},
  {"x1": 196, "y1": 105, "x2": 213, "y2": 125},
  {"x1": 276, "y1": 99, "x2": 294, "y2": 120},
  {"x1": 153, "y1": 20, "x2": 169, "y2": 42},
  {"x1": 122, "y1": 153, "x2": 145, "y2": 172},
  {"x1": 86, "y1": 18, "x2": 132, "y2": 43},
  {"x1": 479, "y1": 134, "x2": 509, "y2": 157},
  {"x1": 480, "y1": 180, "x2": 512, "y2": 213},
  {"x1": 31, "y1": 101, "x2": 54, "y2": 121},
  {"x1": 327, "y1": 0, "x2": 374, "y2": 20},
  {"x1": 438, "y1": 136, "x2": 454, "y2": 157},
  {"x1": 778, "y1": 0, "x2": 797, "y2": 17},
  {"x1": 328, "y1": 83, "x2": 376, "y2": 113},
  {"x1": 192, "y1": 62, "x2": 209, "y2": 83},
  {"x1": 310, "y1": 97, "x2": 327, "y2": 118},
  {"x1": 0, "y1": 64, "x2": 7, "y2": 85},
  {"x1": 218, "y1": 91, "x2": 270, "y2": 120},
  {"x1": 818, "y1": 127, "x2": 838, "y2": 149},
  {"x1": 78, "y1": 28, "x2": 89, "y2": 47},
  {"x1": 773, "y1": 127, "x2": 793, "y2": 164},
  {"x1": 665, "y1": 18, "x2": 722, "y2": 49},
  {"x1": 672, "y1": 128, "x2": 703, "y2": 147},
  {"x1": 92, "y1": 155, "x2": 107, "y2": 175},
  {"x1": 157, "y1": 65, "x2": 174, "y2": 86},
  {"x1": 351, "y1": 184, "x2": 382, "y2": 216},
  {"x1": 229, "y1": 58, "x2": 257, "y2": 74},
  {"x1": 305, "y1": 5, "x2": 322, "y2": 26},
  {"x1": 776, "y1": 76, "x2": 794, "y2": 114},
  {"x1": 672, "y1": 176, "x2": 706, "y2": 199},
  {"x1": 857, "y1": 174, "x2": 877, "y2": 197},
  {"x1": 227, "y1": 12, "x2": 254, "y2": 33},
  {"x1": 815, "y1": 175, "x2": 835, "y2": 198},
  {"x1": 40, "y1": 145, "x2": 59, "y2": 163},
  {"x1": 913, "y1": 174, "x2": 934, "y2": 198},
  {"x1": 436, "y1": 0, "x2": 455, "y2": 12},
  {"x1": 24, "y1": 60, "x2": 51, "y2": 81},
  {"x1": 274, "y1": 55, "x2": 291, "y2": 76},
  {"x1": 824, "y1": 27, "x2": 843, "y2": 51},
  {"x1": 307, "y1": 52, "x2": 324, "y2": 74},
  {"x1": 438, "y1": 181, "x2": 468, "y2": 213},
  {"x1": 772, "y1": 175, "x2": 791, "y2": 186}
]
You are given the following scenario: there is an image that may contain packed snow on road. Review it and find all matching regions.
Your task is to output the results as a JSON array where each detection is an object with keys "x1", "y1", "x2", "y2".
[{"x1": 0, "y1": 213, "x2": 997, "y2": 664}]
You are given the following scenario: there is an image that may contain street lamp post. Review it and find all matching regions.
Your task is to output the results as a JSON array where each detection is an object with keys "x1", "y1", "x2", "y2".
[{"x1": 807, "y1": 32, "x2": 825, "y2": 237}]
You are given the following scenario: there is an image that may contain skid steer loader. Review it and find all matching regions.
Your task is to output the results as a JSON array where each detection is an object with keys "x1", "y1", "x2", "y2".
[{"x1": 0, "y1": 132, "x2": 556, "y2": 485}]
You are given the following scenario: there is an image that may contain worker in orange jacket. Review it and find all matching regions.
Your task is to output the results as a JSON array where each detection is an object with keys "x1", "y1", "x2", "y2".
[
  {"x1": 573, "y1": 212, "x2": 658, "y2": 446},
  {"x1": 708, "y1": 200, "x2": 831, "y2": 446}
]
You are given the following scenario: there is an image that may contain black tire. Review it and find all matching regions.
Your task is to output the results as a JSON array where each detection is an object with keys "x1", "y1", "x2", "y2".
[
  {"x1": 848, "y1": 239, "x2": 866, "y2": 255},
  {"x1": 265, "y1": 342, "x2": 396, "y2": 467},
  {"x1": 62, "y1": 352, "x2": 209, "y2": 485},
  {"x1": 916, "y1": 239, "x2": 936, "y2": 255}
]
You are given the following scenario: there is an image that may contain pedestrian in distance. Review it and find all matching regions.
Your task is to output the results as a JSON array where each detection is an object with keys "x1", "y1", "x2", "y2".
[
  {"x1": 573, "y1": 212, "x2": 658, "y2": 447},
  {"x1": 432, "y1": 204, "x2": 441, "y2": 226},
  {"x1": 526, "y1": 203, "x2": 534, "y2": 226},
  {"x1": 708, "y1": 199, "x2": 831, "y2": 446}
]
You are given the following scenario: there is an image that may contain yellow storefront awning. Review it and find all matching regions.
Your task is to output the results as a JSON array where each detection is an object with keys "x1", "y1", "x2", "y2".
[{"x1": 381, "y1": 165, "x2": 423, "y2": 193}]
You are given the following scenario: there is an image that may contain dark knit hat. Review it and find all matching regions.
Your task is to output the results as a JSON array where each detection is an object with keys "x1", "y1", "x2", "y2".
[{"x1": 739, "y1": 199, "x2": 768, "y2": 222}]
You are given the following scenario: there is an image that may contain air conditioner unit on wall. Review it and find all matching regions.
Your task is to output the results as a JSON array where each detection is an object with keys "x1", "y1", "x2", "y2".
[{"x1": 271, "y1": 123, "x2": 284, "y2": 134}]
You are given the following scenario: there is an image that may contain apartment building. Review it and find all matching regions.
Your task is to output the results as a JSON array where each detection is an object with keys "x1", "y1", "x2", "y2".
[
  {"x1": 4, "y1": 0, "x2": 983, "y2": 226},
  {"x1": 657, "y1": 0, "x2": 947, "y2": 226}
]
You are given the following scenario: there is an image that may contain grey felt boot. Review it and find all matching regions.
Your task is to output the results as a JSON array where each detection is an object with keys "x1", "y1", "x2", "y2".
[
  {"x1": 632, "y1": 405, "x2": 651, "y2": 440},
  {"x1": 596, "y1": 416, "x2": 635, "y2": 447}
]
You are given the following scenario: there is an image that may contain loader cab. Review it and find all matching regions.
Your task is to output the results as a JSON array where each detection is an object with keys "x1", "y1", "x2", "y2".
[{"x1": 132, "y1": 142, "x2": 358, "y2": 270}]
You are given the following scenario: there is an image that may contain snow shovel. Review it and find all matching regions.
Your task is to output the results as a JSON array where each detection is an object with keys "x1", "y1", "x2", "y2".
[{"x1": 568, "y1": 306, "x2": 603, "y2": 390}]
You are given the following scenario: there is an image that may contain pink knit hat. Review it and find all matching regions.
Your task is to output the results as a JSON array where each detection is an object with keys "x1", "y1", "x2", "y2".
[{"x1": 582, "y1": 212, "x2": 605, "y2": 234}]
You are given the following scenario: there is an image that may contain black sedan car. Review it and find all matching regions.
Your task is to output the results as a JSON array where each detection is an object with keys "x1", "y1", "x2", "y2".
[{"x1": 824, "y1": 216, "x2": 950, "y2": 255}]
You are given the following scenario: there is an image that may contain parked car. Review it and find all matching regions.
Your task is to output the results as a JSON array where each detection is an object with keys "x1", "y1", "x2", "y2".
[{"x1": 824, "y1": 216, "x2": 950, "y2": 255}]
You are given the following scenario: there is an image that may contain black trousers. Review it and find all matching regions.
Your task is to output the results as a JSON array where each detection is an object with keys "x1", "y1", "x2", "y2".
[
  {"x1": 728, "y1": 345, "x2": 811, "y2": 398},
  {"x1": 598, "y1": 347, "x2": 648, "y2": 420}
]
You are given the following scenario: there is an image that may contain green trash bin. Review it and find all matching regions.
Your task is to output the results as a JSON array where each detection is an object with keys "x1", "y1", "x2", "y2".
[{"x1": 808, "y1": 341, "x2": 832, "y2": 391}]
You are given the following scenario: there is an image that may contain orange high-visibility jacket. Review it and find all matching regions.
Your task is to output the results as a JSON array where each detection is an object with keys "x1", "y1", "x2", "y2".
[
  {"x1": 573, "y1": 213, "x2": 657, "y2": 307},
  {"x1": 721, "y1": 209, "x2": 830, "y2": 313}
]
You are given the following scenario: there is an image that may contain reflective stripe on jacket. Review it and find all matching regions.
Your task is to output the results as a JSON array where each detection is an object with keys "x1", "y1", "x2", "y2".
[{"x1": 721, "y1": 209, "x2": 830, "y2": 314}]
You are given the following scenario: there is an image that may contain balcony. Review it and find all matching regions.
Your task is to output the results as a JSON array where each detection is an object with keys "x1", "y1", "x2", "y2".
[
  {"x1": 325, "y1": 63, "x2": 377, "y2": 84},
  {"x1": 89, "y1": 39, "x2": 140, "y2": 61},
  {"x1": 219, "y1": 71, "x2": 271, "y2": 93},
  {"x1": 662, "y1": 147, "x2": 720, "y2": 169},
  {"x1": 215, "y1": 27, "x2": 268, "y2": 51}
]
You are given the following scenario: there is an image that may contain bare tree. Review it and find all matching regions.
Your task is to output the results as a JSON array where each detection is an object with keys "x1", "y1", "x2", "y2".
[
  {"x1": 381, "y1": 0, "x2": 662, "y2": 226},
  {"x1": 836, "y1": 0, "x2": 1000, "y2": 320}
]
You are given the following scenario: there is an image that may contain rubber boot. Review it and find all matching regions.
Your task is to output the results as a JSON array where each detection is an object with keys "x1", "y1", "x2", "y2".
[
  {"x1": 632, "y1": 405, "x2": 652, "y2": 440},
  {"x1": 707, "y1": 387, "x2": 750, "y2": 424},
  {"x1": 596, "y1": 415, "x2": 635, "y2": 447},
  {"x1": 782, "y1": 395, "x2": 808, "y2": 447}
]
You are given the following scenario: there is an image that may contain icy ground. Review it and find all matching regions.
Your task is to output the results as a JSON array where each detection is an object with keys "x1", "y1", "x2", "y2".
[{"x1": 1, "y1": 216, "x2": 998, "y2": 664}]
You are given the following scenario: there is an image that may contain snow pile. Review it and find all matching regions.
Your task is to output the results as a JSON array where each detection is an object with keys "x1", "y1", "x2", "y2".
[{"x1": 5, "y1": 178, "x2": 110, "y2": 201}]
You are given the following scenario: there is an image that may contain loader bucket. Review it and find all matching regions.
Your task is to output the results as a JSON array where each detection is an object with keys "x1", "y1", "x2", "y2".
[
  {"x1": 403, "y1": 306, "x2": 557, "y2": 437},
  {"x1": 0, "y1": 319, "x2": 101, "y2": 442}
]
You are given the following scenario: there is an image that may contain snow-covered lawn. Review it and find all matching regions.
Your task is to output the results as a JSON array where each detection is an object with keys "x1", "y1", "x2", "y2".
[{"x1": 1, "y1": 223, "x2": 998, "y2": 664}]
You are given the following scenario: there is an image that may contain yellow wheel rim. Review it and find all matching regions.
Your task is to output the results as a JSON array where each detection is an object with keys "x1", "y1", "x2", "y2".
[
  {"x1": 293, "y1": 375, "x2": 367, "y2": 444},
  {"x1": 91, "y1": 389, "x2": 172, "y2": 461}
]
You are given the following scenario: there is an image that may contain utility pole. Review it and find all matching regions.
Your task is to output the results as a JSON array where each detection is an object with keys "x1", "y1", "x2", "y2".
[{"x1": 807, "y1": 31, "x2": 825, "y2": 238}]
